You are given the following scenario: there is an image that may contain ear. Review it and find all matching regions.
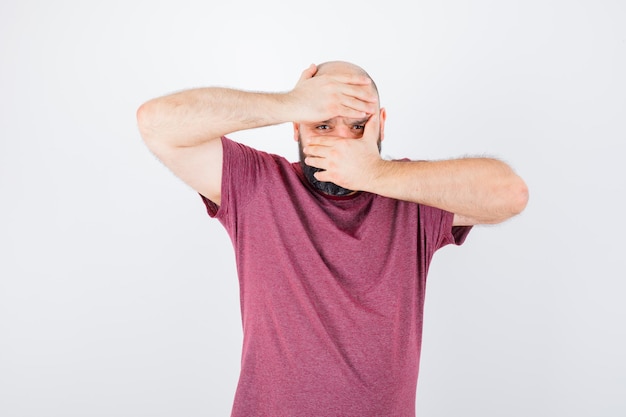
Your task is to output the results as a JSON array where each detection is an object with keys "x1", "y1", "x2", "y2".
[
  {"x1": 379, "y1": 107, "x2": 387, "y2": 142},
  {"x1": 293, "y1": 122, "x2": 300, "y2": 142}
]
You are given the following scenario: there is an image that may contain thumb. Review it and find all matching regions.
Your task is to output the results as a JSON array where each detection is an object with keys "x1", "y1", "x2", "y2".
[
  {"x1": 298, "y1": 63, "x2": 317, "y2": 83},
  {"x1": 363, "y1": 113, "x2": 381, "y2": 145}
]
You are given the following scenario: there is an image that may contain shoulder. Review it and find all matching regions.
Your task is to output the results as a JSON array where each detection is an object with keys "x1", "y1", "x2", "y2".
[{"x1": 222, "y1": 136, "x2": 290, "y2": 168}]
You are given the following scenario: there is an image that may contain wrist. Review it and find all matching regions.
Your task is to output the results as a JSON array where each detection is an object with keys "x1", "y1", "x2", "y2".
[
  {"x1": 361, "y1": 158, "x2": 393, "y2": 194},
  {"x1": 273, "y1": 91, "x2": 304, "y2": 123}
]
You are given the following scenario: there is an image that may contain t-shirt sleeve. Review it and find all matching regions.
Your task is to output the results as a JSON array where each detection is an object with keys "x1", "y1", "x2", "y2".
[
  {"x1": 420, "y1": 203, "x2": 472, "y2": 255},
  {"x1": 413, "y1": 204, "x2": 472, "y2": 287},
  {"x1": 394, "y1": 156, "x2": 471, "y2": 252},
  {"x1": 199, "y1": 136, "x2": 266, "y2": 225}
]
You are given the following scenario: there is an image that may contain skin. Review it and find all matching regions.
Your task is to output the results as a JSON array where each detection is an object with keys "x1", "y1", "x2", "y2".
[
  {"x1": 297, "y1": 117, "x2": 382, "y2": 196},
  {"x1": 137, "y1": 61, "x2": 529, "y2": 226}
]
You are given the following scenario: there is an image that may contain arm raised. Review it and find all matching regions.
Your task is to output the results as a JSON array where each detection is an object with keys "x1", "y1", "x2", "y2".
[
  {"x1": 366, "y1": 157, "x2": 529, "y2": 225},
  {"x1": 136, "y1": 88, "x2": 291, "y2": 205},
  {"x1": 136, "y1": 64, "x2": 377, "y2": 205},
  {"x1": 304, "y1": 113, "x2": 528, "y2": 225}
]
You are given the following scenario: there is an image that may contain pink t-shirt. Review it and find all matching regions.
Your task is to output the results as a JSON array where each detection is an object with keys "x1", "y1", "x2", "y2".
[{"x1": 202, "y1": 137, "x2": 471, "y2": 417}]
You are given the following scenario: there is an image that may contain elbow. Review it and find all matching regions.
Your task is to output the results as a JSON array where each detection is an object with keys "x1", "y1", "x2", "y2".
[
  {"x1": 507, "y1": 176, "x2": 529, "y2": 218},
  {"x1": 486, "y1": 176, "x2": 529, "y2": 225},
  {"x1": 136, "y1": 100, "x2": 158, "y2": 143}
]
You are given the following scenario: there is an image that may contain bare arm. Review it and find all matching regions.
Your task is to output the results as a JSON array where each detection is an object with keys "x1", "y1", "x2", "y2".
[
  {"x1": 304, "y1": 113, "x2": 529, "y2": 225},
  {"x1": 136, "y1": 88, "x2": 289, "y2": 204},
  {"x1": 136, "y1": 65, "x2": 377, "y2": 205},
  {"x1": 365, "y1": 158, "x2": 528, "y2": 225}
]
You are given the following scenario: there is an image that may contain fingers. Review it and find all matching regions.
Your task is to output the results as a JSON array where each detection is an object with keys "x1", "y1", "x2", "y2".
[
  {"x1": 302, "y1": 140, "x2": 328, "y2": 157},
  {"x1": 331, "y1": 73, "x2": 373, "y2": 87},
  {"x1": 304, "y1": 135, "x2": 334, "y2": 148},
  {"x1": 302, "y1": 139, "x2": 331, "y2": 169},
  {"x1": 341, "y1": 79, "x2": 376, "y2": 99},
  {"x1": 292, "y1": 64, "x2": 378, "y2": 123},
  {"x1": 336, "y1": 81, "x2": 378, "y2": 118},
  {"x1": 302, "y1": 147, "x2": 325, "y2": 165},
  {"x1": 363, "y1": 113, "x2": 381, "y2": 144},
  {"x1": 339, "y1": 96, "x2": 377, "y2": 118},
  {"x1": 335, "y1": 77, "x2": 377, "y2": 104}
]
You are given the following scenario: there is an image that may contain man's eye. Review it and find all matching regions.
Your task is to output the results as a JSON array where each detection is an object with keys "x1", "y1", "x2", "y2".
[
  {"x1": 353, "y1": 125, "x2": 365, "y2": 130},
  {"x1": 316, "y1": 125, "x2": 330, "y2": 130}
]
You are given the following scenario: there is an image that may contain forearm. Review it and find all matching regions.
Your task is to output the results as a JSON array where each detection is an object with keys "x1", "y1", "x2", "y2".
[
  {"x1": 366, "y1": 158, "x2": 529, "y2": 224},
  {"x1": 136, "y1": 87, "x2": 291, "y2": 147}
]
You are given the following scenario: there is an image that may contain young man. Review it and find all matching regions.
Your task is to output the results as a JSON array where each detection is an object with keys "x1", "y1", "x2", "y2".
[{"x1": 137, "y1": 61, "x2": 528, "y2": 416}]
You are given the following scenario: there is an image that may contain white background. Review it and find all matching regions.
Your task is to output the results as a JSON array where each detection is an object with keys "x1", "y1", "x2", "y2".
[{"x1": 1, "y1": 0, "x2": 624, "y2": 416}]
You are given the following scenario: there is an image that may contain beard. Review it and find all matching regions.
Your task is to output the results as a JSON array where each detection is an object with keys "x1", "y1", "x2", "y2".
[
  {"x1": 298, "y1": 134, "x2": 381, "y2": 197},
  {"x1": 299, "y1": 145, "x2": 355, "y2": 196}
]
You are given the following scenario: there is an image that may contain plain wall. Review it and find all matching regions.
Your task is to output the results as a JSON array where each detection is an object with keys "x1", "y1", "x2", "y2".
[{"x1": 1, "y1": 0, "x2": 624, "y2": 416}]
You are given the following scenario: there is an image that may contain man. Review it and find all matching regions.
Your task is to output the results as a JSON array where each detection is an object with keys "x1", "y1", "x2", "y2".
[{"x1": 137, "y1": 61, "x2": 528, "y2": 416}]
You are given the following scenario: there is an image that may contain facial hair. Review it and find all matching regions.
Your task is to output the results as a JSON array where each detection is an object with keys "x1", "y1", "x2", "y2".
[
  {"x1": 297, "y1": 134, "x2": 382, "y2": 197},
  {"x1": 299, "y1": 145, "x2": 355, "y2": 196}
]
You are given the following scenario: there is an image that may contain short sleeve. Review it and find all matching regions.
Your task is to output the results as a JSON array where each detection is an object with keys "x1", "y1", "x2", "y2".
[
  {"x1": 419, "y1": 204, "x2": 472, "y2": 257},
  {"x1": 199, "y1": 136, "x2": 266, "y2": 224}
]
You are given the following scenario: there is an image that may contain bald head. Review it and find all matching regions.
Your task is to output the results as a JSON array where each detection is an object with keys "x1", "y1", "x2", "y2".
[{"x1": 315, "y1": 60, "x2": 379, "y2": 97}]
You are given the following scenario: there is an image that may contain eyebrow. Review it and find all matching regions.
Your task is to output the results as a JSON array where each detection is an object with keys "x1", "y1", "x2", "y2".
[
  {"x1": 342, "y1": 117, "x2": 369, "y2": 125},
  {"x1": 310, "y1": 117, "x2": 369, "y2": 126}
]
